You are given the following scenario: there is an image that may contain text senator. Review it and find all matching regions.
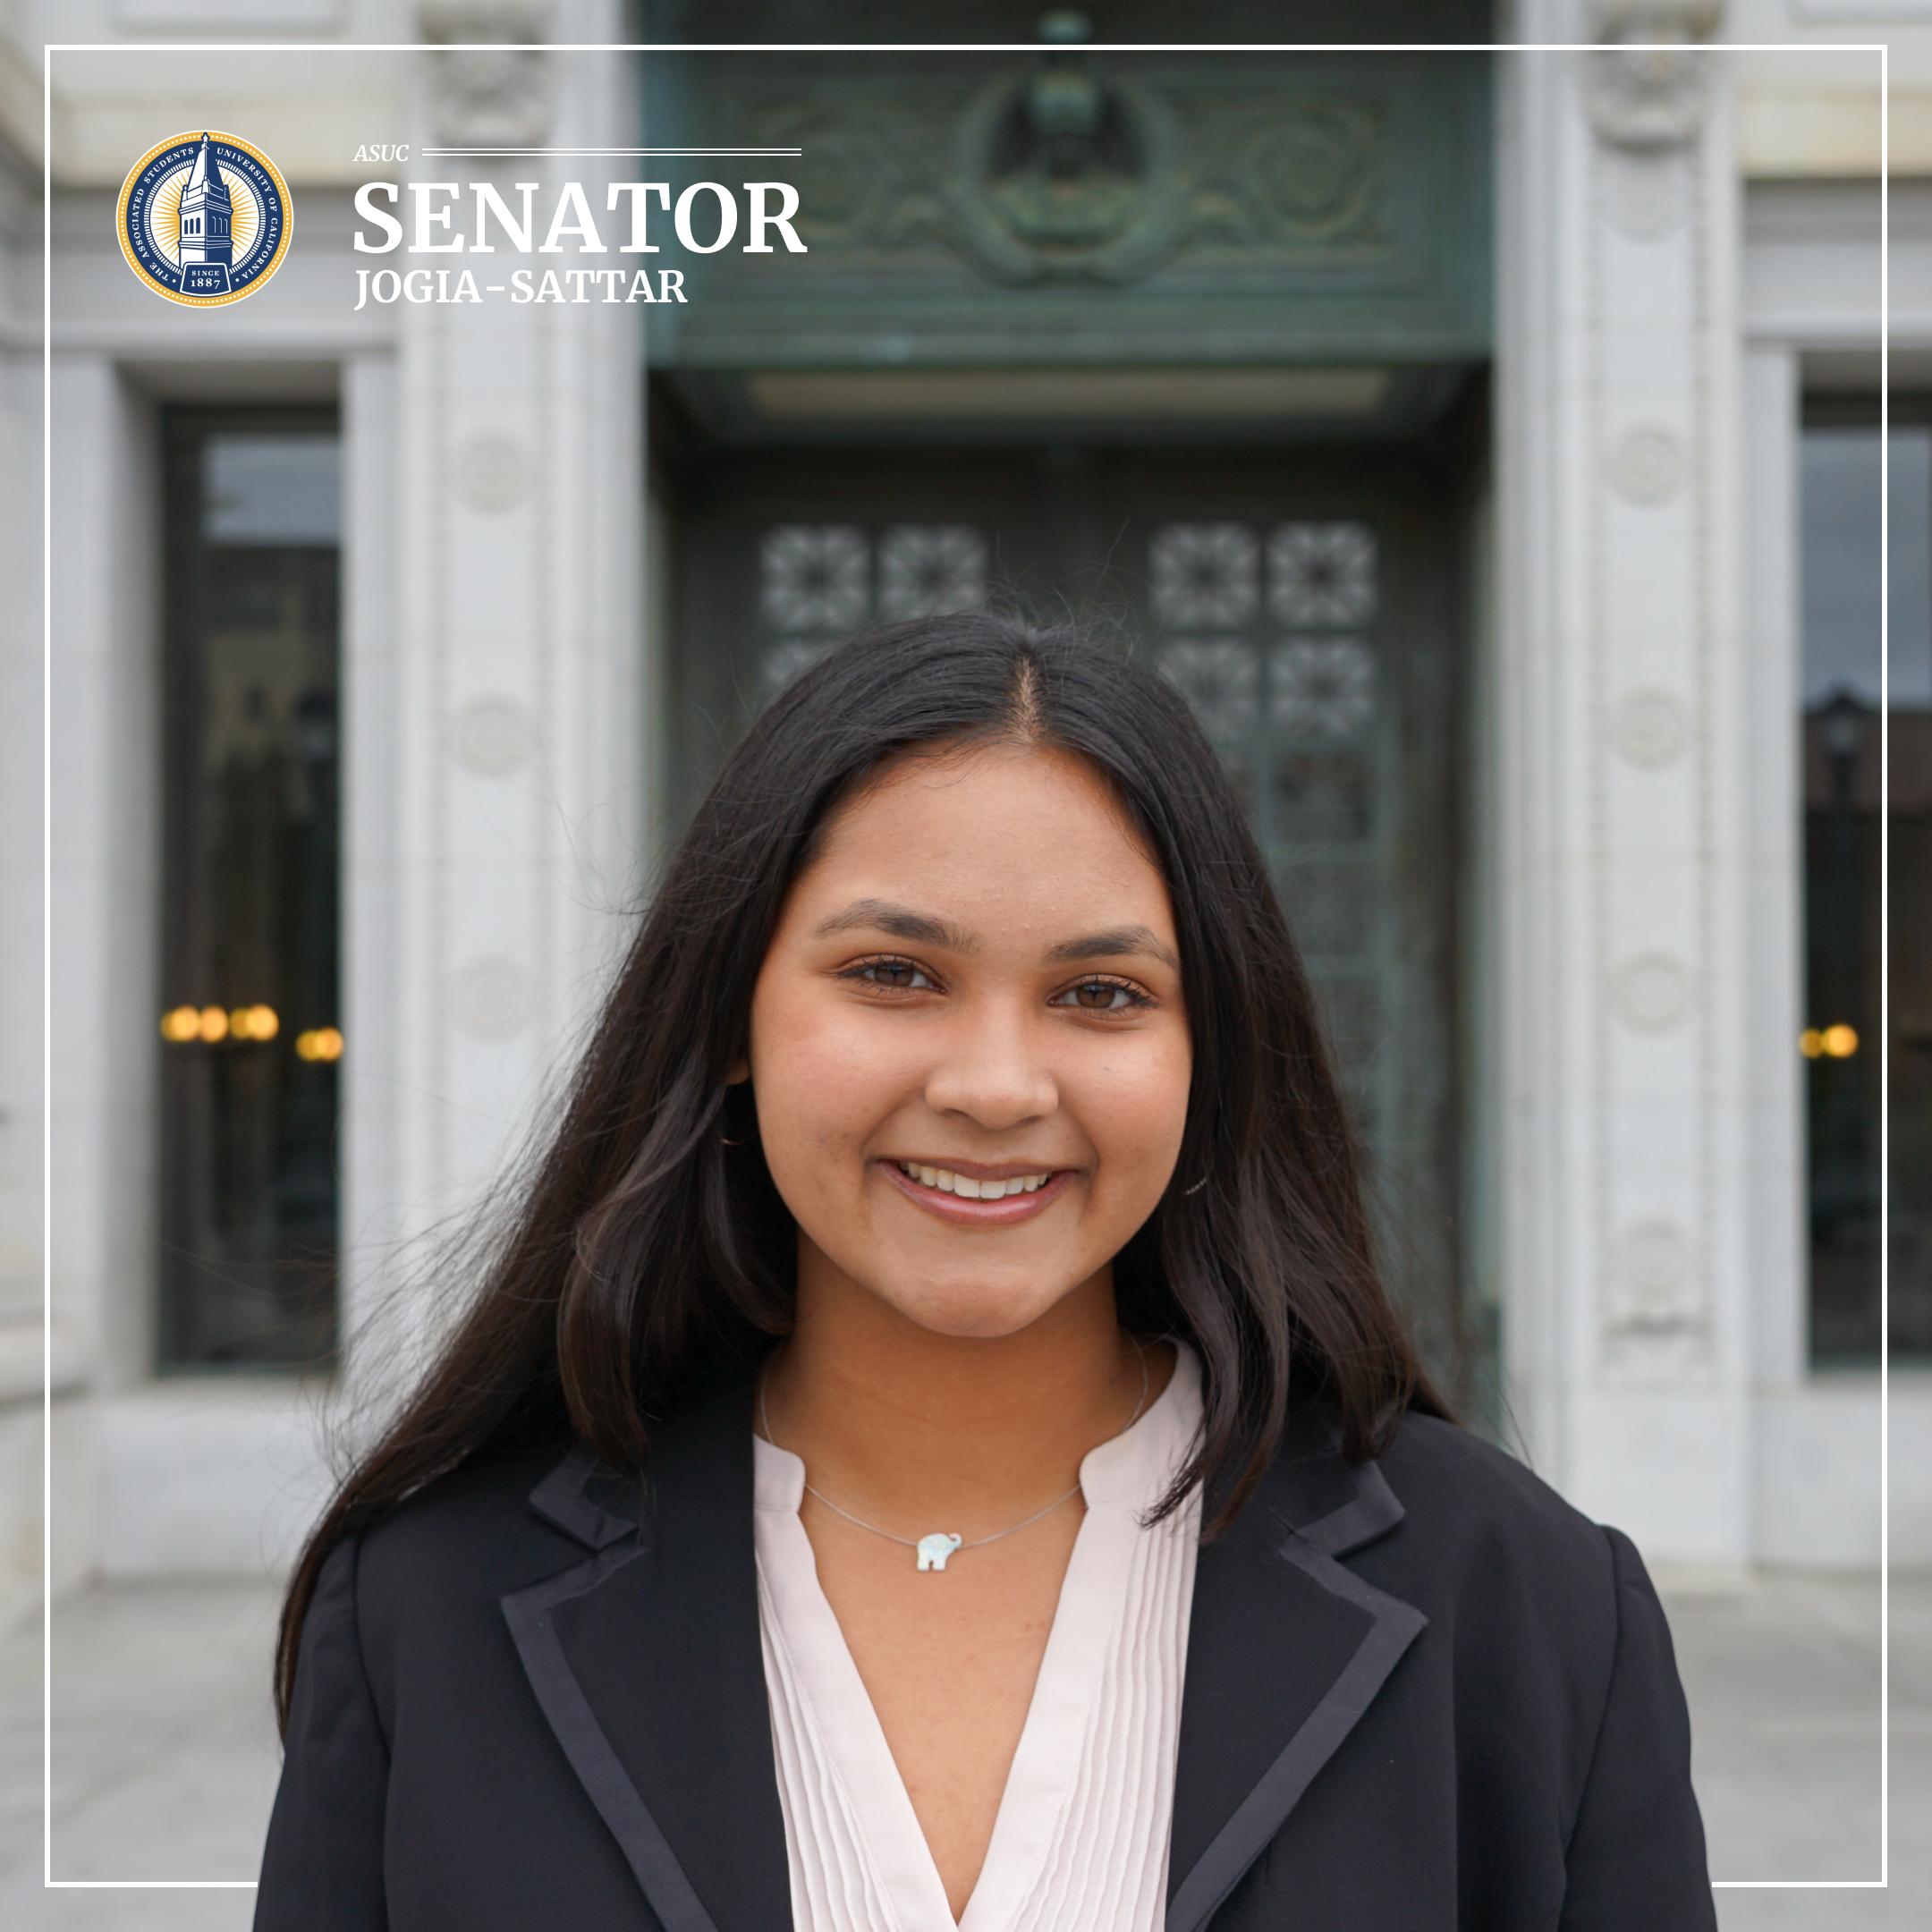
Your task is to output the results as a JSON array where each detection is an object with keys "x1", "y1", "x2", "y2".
[{"x1": 352, "y1": 181, "x2": 808, "y2": 257}]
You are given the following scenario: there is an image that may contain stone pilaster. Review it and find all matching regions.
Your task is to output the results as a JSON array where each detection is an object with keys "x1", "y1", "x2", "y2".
[
  {"x1": 1495, "y1": 3, "x2": 1754, "y2": 1560},
  {"x1": 352, "y1": 4, "x2": 643, "y2": 1361}
]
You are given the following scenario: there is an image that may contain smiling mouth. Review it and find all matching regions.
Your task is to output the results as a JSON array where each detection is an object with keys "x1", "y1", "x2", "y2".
[{"x1": 894, "y1": 1161, "x2": 1053, "y2": 1201}]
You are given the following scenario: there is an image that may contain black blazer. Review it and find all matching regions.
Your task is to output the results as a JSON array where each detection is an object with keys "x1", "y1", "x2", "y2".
[{"x1": 256, "y1": 1381, "x2": 1716, "y2": 1931}]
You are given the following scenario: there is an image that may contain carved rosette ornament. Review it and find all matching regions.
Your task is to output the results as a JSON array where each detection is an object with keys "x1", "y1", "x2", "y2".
[
  {"x1": 1586, "y1": 0, "x2": 1723, "y2": 150},
  {"x1": 419, "y1": 2, "x2": 553, "y2": 149}
]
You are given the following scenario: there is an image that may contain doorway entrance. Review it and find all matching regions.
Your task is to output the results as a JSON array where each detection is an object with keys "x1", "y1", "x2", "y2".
[{"x1": 664, "y1": 417, "x2": 1476, "y2": 1387}]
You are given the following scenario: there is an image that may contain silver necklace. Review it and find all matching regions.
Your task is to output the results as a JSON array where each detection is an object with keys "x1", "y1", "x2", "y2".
[{"x1": 758, "y1": 1346, "x2": 1151, "y2": 1573}]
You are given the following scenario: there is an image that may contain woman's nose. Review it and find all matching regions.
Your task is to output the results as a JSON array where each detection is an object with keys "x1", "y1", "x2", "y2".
[{"x1": 921, "y1": 1008, "x2": 1058, "y2": 1131}]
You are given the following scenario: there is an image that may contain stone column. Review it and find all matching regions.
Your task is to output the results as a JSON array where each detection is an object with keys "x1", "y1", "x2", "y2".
[
  {"x1": 1495, "y1": 2, "x2": 1756, "y2": 1562},
  {"x1": 351, "y1": 3, "x2": 643, "y2": 1367}
]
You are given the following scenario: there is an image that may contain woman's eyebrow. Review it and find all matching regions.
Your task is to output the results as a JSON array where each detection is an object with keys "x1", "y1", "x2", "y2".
[
  {"x1": 809, "y1": 898, "x2": 975, "y2": 950},
  {"x1": 1043, "y1": 926, "x2": 1180, "y2": 971}
]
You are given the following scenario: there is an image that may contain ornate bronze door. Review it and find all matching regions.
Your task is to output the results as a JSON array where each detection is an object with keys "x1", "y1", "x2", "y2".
[{"x1": 667, "y1": 434, "x2": 1470, "y2": 1385}]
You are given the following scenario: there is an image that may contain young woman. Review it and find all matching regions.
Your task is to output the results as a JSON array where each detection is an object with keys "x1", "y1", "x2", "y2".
[{"x1": 256, "y1": 616, "x2": 1716, "y2": 1932}]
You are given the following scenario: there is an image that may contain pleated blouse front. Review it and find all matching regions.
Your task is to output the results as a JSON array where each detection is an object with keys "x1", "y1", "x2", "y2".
[{"x1": 752, "y1": 1345, "x2": 1205, "y2": 1932}]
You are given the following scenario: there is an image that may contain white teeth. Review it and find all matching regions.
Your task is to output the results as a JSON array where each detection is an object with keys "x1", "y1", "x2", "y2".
[{"x1": 898, "y1": 1163, "x2": 1052, "y2": 1199}]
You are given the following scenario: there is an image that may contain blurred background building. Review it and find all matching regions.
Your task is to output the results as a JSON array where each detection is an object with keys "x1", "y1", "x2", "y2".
[{"x1": 1, "y1": 0, "x2": 1928, "y2": 1626}]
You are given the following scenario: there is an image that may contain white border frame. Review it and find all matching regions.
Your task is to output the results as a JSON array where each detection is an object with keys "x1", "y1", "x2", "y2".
[{"x1": 38, "y1": 30, "x2": 1893, "y2": 1901}]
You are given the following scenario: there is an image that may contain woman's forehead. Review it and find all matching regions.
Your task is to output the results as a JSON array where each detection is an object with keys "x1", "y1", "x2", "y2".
[
  {"x1": 819, "y1": 742, "x2": 1159, "y2": 861},
  {"x1": 792, "y1": 742, "x2": 1175, "y2": 939}
]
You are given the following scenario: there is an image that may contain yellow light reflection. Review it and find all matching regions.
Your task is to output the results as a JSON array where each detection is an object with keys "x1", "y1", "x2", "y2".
[
  {"x1": 295, "y1": 1027, "x2": 343, "y2": 1063},
  {"x1": 1801, "y1": 1025, "x2": 1860, "y2": 1060},
  {"x1": 165, "y1": 1005, "x2": 284, "y2": 1042}
]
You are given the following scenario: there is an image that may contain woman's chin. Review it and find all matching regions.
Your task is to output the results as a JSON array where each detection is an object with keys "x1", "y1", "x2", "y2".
[{"x1": 875, "y1": 1281, "x2": 1071, "y2": 1343}]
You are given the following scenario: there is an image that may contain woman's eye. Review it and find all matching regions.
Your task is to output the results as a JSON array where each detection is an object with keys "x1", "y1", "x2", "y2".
[
  {"x1": 1051, "y1": 979, "x2": 1148, "y2": 1013},
  {"x1": 844, "y1": 957, "x2": 936, "y2": 991}
]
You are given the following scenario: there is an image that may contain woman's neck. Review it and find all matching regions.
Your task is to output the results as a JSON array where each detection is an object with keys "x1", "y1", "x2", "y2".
[{"x1": 760, "y1": 1250, "x2": 1160, "y2": 1530}]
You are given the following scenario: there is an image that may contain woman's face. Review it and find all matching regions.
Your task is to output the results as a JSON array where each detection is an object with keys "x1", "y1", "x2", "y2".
[{"x1": 744, "y1": 741, "x2": 1191, "y2": 1342}]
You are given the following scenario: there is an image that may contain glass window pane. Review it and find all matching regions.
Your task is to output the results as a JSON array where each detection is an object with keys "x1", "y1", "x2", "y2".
[
  {"x1": 1801, "y1": 415, "x2": 1932, "y2": 1362},
  {"x1": 202, "y1": 434, "x2": 341, "y2": 546},
  {"x1": 158, "y1": 411, "x2": 342, "y2": 1370}
]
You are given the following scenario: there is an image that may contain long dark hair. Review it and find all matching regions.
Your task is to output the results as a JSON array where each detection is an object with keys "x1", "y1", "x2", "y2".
[{"x1": 275, "y1": 613, "x2": 1449, "y2": 1731}]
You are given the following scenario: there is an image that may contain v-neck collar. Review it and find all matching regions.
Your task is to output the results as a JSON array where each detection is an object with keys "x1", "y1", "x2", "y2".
[
  {"x1": 504, "y1": 1372, "x2": 1427, "y2": 1932},
  {"x1": 752, "y1": 1347, "x2": 1205, "y2": 1932}
]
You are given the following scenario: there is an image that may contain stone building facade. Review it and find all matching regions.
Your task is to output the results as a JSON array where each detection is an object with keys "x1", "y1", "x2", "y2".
[{"x1": 1, "y1": 0, "x2": 1927, "y2": 1623}]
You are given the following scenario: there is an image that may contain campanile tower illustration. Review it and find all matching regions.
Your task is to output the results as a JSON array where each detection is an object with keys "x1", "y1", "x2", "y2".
[{"x1": 177, "y1": 133, "x2": 233, "y2": 269}]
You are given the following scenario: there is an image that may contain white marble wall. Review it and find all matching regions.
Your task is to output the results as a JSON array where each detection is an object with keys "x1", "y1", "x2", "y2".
[{"x1": 0, "y1": 128, "x2": 43, "y2": 1623}]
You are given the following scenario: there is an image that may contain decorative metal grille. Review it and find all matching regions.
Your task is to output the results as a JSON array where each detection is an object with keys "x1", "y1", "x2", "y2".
[
  {"x1": 1273, "y1": 636, "x2": 1377, "y2": 738},
  {"x1": 1148, "y1": 521, "x2": 1260, "y2": 628},
  {"x1": 758, "y1": 523, "x2": 870, "y2": 633},
  {"x1": 758, "y1": 638, "x2": 834, "y2": 701},
  {"x1": 1267, "y1": 519, "x2": 1377, "y2": 625},
  {"x1": 1151, "y1": 517, "x2": 1385, "y2": 1129},
  {"x1": 1158, "y1": 639, "x2": 1261, "y2": 741},
  {"x1": 756, "y1": 521, "x2": 990, "y2": 699},
  {"x1": 877, "y1": 524, "x2": 988, "y2": 622}
]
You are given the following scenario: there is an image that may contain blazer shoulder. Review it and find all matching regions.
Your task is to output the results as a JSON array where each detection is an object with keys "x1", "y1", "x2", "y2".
[
  {"x1": 352, "y1": 1377, "x2": 752, "y2": 1619},
  {"x1": 354, "y1": 1433, "x2": 595, "y2": 1616},
  {"x1": 1369, "y1": 1411, "x2": 1622, "y2": 1605}
]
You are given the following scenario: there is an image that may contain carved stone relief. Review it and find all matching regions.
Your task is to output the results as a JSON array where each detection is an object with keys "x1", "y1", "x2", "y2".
[
  {"x1": 453, "y1": 953, "x2": 540, "y2": 1037},
  {"x1": 455, "y1": 435, "x2": 530, "y2": 513},
  {"x1": 1226, "y1": 102, "x2": 1385, "y2": 244},
  {"x1": 1606, "y1": 422, "x2": 1685, "y2": 504},
  {"x1": 419, "y1": 3, "x2": 552, "y2": 149},
  {"x1": 453, "y1": 693, "x2": 538, "y2": 775},
  {"x1": 950, "y1": 69, "x2": 1189, "y2": 284},
  {"x1": 1586, "y1": 2, "x2": 1722, "y2": 152},
  {"x1": 1602, "y1": 1215, "x2": 1710, "y2": 1370},
  {"x1": 1607, "y1": 1216, "x2": 1692, "y2": 1324},
  {"x1": 750, "y1": 69, "x2": 1390, "y2": 286},
  {"x1": 1609, "y1": 950, "x2": 1693, "y2": 1032},
  {"x1": 1610, "y1": 685, "x2": 1689, "y2": 767}
]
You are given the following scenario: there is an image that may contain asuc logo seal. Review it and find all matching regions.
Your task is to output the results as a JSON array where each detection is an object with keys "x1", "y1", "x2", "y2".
[{"x1": 116, "y1": 131, "x2": 292, "y2": 307}]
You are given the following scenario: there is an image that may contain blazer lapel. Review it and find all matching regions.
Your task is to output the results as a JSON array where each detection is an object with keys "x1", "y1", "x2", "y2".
[
  {"x1": 502, "y1": 1384, "x2": 791, "y2": 1932},
  {"x1": 1166, "y1": 1410, "x2": 1428, "y2": 1932}
]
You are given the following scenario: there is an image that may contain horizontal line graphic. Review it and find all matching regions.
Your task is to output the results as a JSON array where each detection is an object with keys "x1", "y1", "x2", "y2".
[{"x1": 418, "y1": 147, "x2": 802, "y2": 157}]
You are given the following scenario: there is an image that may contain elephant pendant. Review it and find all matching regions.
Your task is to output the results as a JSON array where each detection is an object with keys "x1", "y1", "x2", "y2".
[{"x1": 916, "y1": 1532, "x2": 964, "y2": 1572}]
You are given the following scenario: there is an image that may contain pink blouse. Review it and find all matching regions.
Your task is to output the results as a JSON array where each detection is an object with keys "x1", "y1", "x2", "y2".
[{"x1": 753, "y1": 1345, "x2": 1205, "y2": 1931}]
